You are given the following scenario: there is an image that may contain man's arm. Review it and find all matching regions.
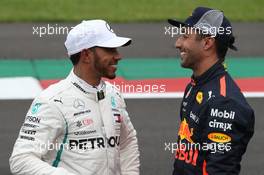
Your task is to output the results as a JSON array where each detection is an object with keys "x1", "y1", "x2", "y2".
[
  {"x1": 9, "y1": 97, "x2": 76, "y2": 175},
  {"x1": 200, "y1": 97, "x2": 254, "y2": 175}
]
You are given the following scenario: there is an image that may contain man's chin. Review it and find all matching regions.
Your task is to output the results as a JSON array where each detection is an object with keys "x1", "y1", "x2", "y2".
[
  {"x1": 180, "y1": 60, "x2": 187, "y2": 68},
  {"x1": 180, "y1": 61, "x2": 191, "y2": 69}
]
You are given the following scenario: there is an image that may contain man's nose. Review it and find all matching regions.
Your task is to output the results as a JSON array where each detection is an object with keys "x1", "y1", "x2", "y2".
[
  {"x1": 114, "y1": 52, "x2": 122, "y2": 61},
  {"x1": 175, "y1": 37, "x2": 182, "y2": 49}
]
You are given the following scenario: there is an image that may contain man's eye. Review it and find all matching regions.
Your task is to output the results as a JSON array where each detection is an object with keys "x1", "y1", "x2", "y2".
[
  {"x1": 105, "y1": 48, "x2": 114, "y2": 52},
  {"x1": 110, "y1": 48, "x2": 117, "y2": 53}
]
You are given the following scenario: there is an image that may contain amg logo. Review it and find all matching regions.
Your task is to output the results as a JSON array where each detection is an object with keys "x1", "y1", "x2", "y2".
[
  {"x1": 210, "y1": 108, "x2": 235, "y2": 119},
  {"x1": 73, "y1": 110, "x2": 91, "y2": 116}
]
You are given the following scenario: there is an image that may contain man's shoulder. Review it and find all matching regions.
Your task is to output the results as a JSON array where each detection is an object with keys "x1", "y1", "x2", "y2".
[
  {"x1": 202, "y1": 72, "x2": 245, "y2": 100},
  {"x1": 201, "y1": 72, "x2": 253, "y2": 113},
  {"x1": 223, "y1": 73, "x2": 251, "y2": 106},
  {"x1": 37, "y1": 79, "x2": 72, "y2": 102}
]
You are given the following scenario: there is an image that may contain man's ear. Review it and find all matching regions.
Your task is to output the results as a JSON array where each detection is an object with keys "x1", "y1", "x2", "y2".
[
  {"x1": 203, "y1": 37, "x2": 215, "y2": 51},
  {"x1": 80, "y1": 49, "x2": 92, "y2": 64}
]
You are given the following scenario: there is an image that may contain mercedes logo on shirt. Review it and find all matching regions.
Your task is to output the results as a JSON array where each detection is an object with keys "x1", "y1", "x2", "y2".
[{"x1": 73, "y1": 99, "x2": 85, "y2": 109}]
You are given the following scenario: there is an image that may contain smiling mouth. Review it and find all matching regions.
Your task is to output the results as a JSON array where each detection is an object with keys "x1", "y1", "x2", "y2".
[
  {"x1": 180, "y1": 51, "x2": 186, "y2": 56},
  {"x1": 179, "y1": 50, "x2": 188, "y2": 58},
  {"x1": 109, "y1": 64, "x2": 118, "y2": 72},
  {"x1": 110, "y1": 64, "x2": 117, "y2": 68}
]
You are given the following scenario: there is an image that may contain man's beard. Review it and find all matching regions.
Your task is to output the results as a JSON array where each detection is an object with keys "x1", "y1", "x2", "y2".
[{"x1": 94, "y1": 55, "x2": 116, "y2": 79}]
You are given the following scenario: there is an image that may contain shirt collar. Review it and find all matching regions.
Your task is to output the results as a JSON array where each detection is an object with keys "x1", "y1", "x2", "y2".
[
  {"x1": 191, "y1": 61, "x2": 226, "y2": 86},
  {"x1": 68, "y1": 69, "x2": 106, "y2": 93}
]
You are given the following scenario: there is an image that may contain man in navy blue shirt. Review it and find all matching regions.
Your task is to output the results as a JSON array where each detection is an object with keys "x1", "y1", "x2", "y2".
[{"x1": 168, "y1": 7, "x2": 255, "y2": 175}]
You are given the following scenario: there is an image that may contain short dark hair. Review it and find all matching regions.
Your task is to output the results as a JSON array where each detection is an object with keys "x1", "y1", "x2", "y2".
[
  {"x1": 215, "y1": 37, "x2": 229, "y2": 62},
  {"x1": 196, "y1": 33, "x2": 229, "y2": 63},
  {"x1": 69, "y1": 52, "x2": 81, "y2": 65}
]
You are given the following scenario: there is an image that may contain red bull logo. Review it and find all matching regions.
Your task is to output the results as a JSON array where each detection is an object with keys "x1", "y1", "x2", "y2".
[
  {"x1": 178, "y1": 118, "x2": 194, "y2": 143},
  {"x1": 175, "y1": 145, "x2": 199, "y2": 166},
  {"x1": 175, "y1": 118, "x2": 198, "y2": 166}
]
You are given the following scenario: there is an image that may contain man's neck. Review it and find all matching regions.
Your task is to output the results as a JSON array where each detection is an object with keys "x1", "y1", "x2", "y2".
[
  {"x1": 73, "y1": 67, "x2": 101, "y2": 87},
  {"x1": 193, "y1": 57, "x2": 218, "y2": 77}
]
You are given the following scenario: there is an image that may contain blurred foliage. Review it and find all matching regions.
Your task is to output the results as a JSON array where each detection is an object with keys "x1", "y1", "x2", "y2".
[{"x1": 0, "y1": 0, "x2": 264, "y2": 22}]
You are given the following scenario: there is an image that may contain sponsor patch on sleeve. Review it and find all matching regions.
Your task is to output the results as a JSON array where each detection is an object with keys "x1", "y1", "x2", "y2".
[{"x1": 31, "y1": 103, "x2": 42, "y2": 114}]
